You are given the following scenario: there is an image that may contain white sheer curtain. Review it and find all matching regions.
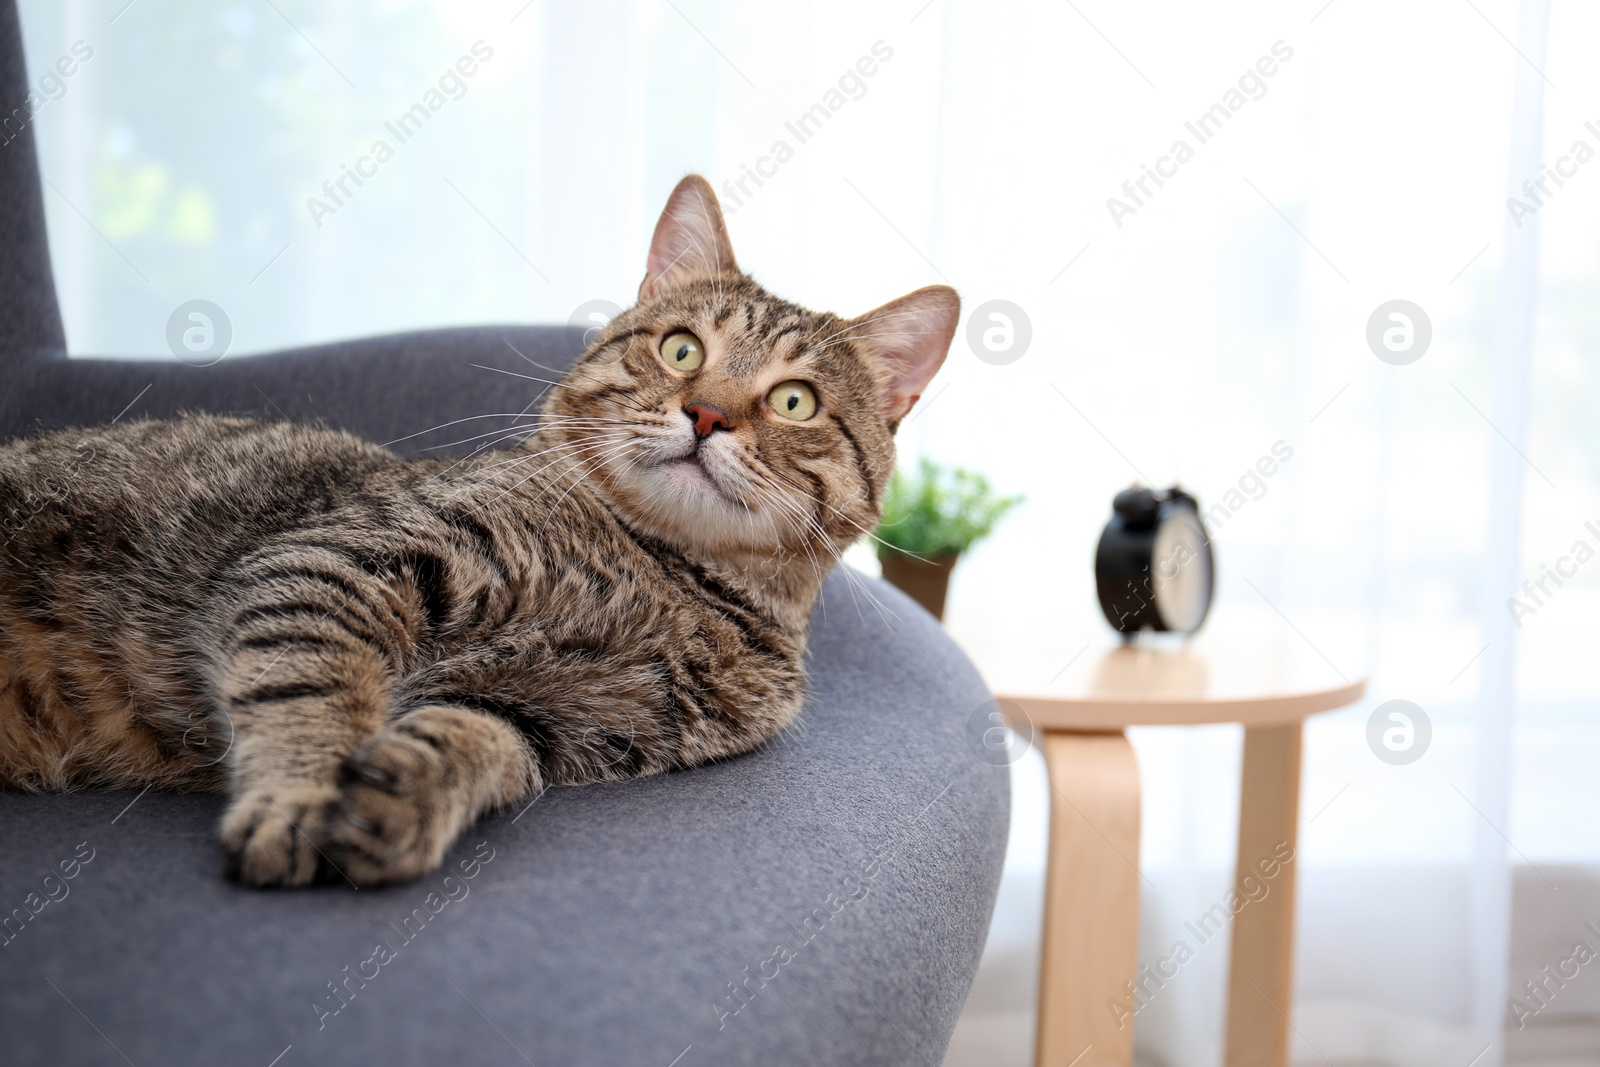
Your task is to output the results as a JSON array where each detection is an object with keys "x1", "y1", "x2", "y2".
[{"x1": 19, "y1": 1, "x2": 1599, "y2": 1064}]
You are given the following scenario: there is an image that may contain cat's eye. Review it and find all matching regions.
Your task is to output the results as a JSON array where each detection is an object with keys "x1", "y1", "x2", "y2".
[
  {"x1": 767, "y1": 381, "x2": 818, "y2": 421},
  {"x1": 658, "y1": 331, "x2": 705, "y2": 373}
]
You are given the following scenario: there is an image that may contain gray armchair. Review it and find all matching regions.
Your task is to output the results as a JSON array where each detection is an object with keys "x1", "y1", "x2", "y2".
[{"x1": 0, "y1": 4, "x2": 1007, "y2": 1064}]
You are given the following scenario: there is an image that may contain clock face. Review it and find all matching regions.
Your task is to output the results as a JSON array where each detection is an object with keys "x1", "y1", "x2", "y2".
[{"x1": 1150, "y1": 506, "x2": 1212, "y2": 633}]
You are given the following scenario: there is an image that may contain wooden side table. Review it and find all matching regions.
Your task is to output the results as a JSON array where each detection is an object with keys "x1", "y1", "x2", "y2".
[{"x1": 983, "y1": 619, "x2": 1365, "y2": 1067}]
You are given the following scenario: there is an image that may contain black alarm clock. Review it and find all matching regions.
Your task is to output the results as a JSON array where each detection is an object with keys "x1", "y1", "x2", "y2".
[{"x1": 1094, "y1": 485, "x2": 1214, "y2": 635}]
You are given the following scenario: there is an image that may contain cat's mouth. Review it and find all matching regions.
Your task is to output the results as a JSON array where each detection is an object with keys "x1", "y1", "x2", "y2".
[
  {"x1": 653, "y1": 449, "x2": 739, "y2": 504},
  {"x1": 661, "y1": 455, "x2": 708, "y2": 478},
  {"x1": 613, "y1": 435, "x2": 784, "y2": 549}
]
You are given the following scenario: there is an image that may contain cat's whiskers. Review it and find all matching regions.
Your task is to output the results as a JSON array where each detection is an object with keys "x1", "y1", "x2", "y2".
[
  {"x1": 732, "y1": 453, "x2": 834, "y2": 551},
  {"x1": 773, "y1": 455, "x2": 930, "y2": 563},
  {"x1": 382, "y1": 411, "x2": 603, "y2": 449},
  {"x1": 452, "y1": 416, "x2": 634, "y2": 453},
  {"x1": 742, "y1": 471, "x2": 910, "y2": 632},
  {"x1": 795, "y1": 519, "x2": 919, "y2": 649},
  {"x1": 736, "y1": 465, "x2": 815, "y2": 542},
  {"x1": 771, "y1": 492, "x2": 840, "y2": 576},
  {"x1": 709, "y1": 444, "x2": 833, "y2": 568},
  {"x1": 426, "y1": 416, "x2": 634, "y2": 459},
  {"x1": 474, "y1": 360, "x2": 656, "y2": 419},
  {"x1": 467, "y1": 441, "x2": 630, "y2": 483},
  {"x1": 479, "y1": 430, "x2": 634, "y2": 480},
  {"x1": 740, "y1": 477, "x2": 834, "y2": 578},
  {"x1": 468, "y1": 433, "x2": 638, "y2": 511},
  {"x1": 444, "y1": 428, "x2": 630, "y2": 476},
  {"x1": 765, "y1": 492, "x2": 834, "y2": 560},
  {"x1": 503, "y1": 343, "x2": 663, "y2": 421},
  {"x1": 476, "y1": 428, "x2": 649, "y2": 516},
  {"x1": 822, "y1": 501, "x2": 932, "y2": 562},
  {"x1": 440, "y1": 429, "x2": 550, "y2": 475},
  {"x1": 532, "y1": 438, "x2": 644, "y2": 533}
]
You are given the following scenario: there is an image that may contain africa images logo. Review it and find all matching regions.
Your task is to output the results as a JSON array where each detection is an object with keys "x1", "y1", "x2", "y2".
[
  {"x1": 717, "y1": 41, "x2": 894, "y2": 213},
  {"x1": 305, "y1": 41, "x2": 495, "y2": 229},
  {"x1": 1105, "y1": 40, "x2": 1294, "y2": 229}
]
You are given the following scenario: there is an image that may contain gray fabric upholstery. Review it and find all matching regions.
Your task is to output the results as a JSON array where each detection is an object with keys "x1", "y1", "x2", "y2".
[
  {"x1": 0, "y1": 3, "x2": 1008, "y2": 1063},
  {"x1": 1, "y1": 575, "x2": 1006, "y2": 1066},
  {"x1": 0, "y1": 0, "x2": 65, "y2": 364},
  {"x1": 0, "y1": 323, "x2": 599, "y2": 455}
]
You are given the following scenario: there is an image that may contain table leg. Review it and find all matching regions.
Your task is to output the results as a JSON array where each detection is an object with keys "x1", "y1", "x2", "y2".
[
  {"x1": 1035, "y1": 729, "x2": 1141, "y2": 1067},
  {"x1": 1223, "y1": 722, "x2": 1304, "y2": 1067}
]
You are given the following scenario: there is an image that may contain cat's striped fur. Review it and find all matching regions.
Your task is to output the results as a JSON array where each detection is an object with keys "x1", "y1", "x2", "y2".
[{"x1": 0, "y1": 176, "x2": 958, "y2": 886}]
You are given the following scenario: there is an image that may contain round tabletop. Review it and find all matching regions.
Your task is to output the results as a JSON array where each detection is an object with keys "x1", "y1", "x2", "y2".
[{"x1": 950, "y1": 604, "x2": 1368, "y2": 731}]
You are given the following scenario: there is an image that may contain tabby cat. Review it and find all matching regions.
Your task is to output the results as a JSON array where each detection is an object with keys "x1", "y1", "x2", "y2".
[{"x1": 0, "y1": 176, "x2": 958, "y2": 886}]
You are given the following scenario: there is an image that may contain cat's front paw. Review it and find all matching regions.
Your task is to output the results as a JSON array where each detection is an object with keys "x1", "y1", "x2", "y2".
[
  {"x1": 323, "y1": 723, "x2": 462, "y2": 885},
  {"x1": 221, "y1": 782, "x2": 339, "y2": 887}
]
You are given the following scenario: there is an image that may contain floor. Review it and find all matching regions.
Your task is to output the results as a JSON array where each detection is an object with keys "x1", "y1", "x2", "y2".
[{"x1": 940, "y1": 752, "x2": 1600, "y2": 1067}]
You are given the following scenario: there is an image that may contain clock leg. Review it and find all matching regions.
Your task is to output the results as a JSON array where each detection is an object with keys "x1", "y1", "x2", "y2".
[
  {"x1": 1035, "y1": 729, "x2": 1141, "y2": 1067},
  {"x1": 1223, "y1": 722, "x2": 1304, "y2": 1067}
]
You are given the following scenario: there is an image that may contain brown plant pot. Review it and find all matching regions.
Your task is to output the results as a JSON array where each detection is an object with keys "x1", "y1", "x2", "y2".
[{"x1": 878, "y1": 552, "x2": 959, "y2": 621}]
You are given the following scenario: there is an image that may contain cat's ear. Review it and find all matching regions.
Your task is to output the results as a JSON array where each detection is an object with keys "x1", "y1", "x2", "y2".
[
  {"x1": 639, "y1": 175, "x2": 739, "y2": 301},
  {"x1": 850, "y1": 286, "x2": 960, "y2": 426}
]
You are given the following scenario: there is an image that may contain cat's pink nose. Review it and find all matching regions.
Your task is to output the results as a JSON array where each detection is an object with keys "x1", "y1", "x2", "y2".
[{"x1": 684, "y1": 401, "x2": 731, "y2": 438}]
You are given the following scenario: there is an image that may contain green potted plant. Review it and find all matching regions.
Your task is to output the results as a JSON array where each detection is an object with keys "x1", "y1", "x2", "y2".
[{"x1": 874, "y1": 458, "x2": 1022, "y2": 620}]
